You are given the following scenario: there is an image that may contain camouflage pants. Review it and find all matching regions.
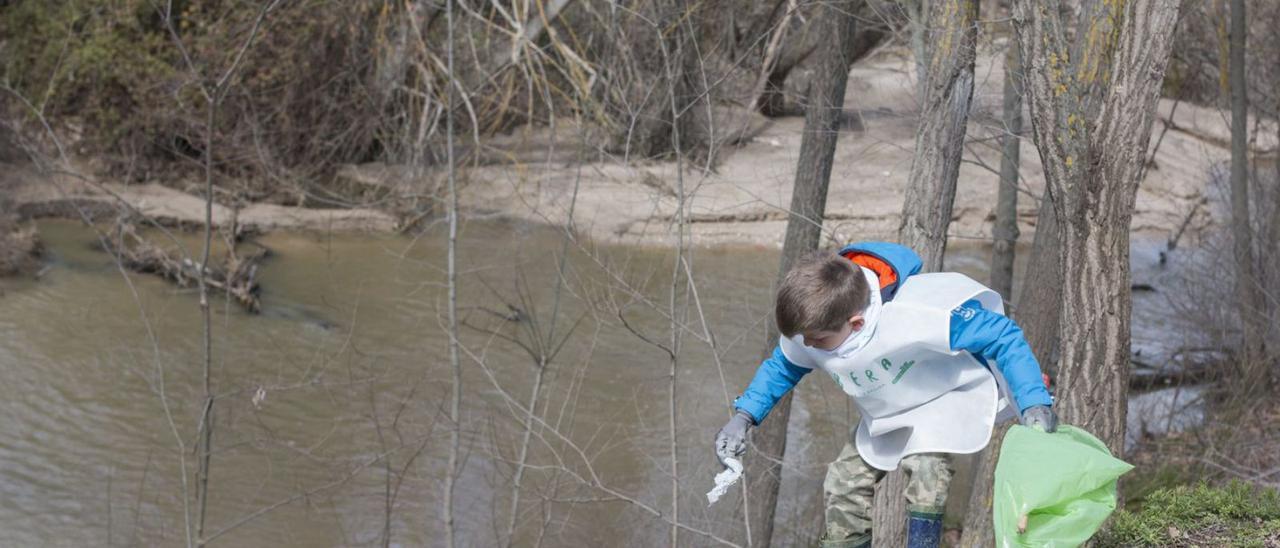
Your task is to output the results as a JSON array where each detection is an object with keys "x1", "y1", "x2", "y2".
[{"x1": 820, "y1": 438, "x2": 953, "y2": 546}]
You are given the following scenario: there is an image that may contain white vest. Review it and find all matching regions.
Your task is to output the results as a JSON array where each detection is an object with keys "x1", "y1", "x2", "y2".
[{"x1": 780, "y1": 272, "x2": 1014, "y2": 471}]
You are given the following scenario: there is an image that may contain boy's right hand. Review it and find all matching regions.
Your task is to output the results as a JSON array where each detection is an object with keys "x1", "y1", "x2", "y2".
[
  {"x1": 1021, "y1": 405, "x2": 1058, "y2": 433},
  {"x1": 715, "y1": 410, "x2": 755, "y2": 466}
]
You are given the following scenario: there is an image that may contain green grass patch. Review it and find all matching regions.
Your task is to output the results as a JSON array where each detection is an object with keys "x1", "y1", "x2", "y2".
[{"x1": 1097, "y1": 482, "x2": 1280, "y2": 547}]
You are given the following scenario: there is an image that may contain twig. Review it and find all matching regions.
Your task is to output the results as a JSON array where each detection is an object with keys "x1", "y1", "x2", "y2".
[
  {"x1": 443, "y1": 0, "x2": 461, "y2": 545},
  {"x1": 158, "y1": 1, "x2": 282, "y2": 544}
]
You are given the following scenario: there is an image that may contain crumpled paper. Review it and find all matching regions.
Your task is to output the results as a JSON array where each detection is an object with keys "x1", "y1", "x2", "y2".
[{"x1": 705, "y1": 457, "x2": 743, "y2": 506}]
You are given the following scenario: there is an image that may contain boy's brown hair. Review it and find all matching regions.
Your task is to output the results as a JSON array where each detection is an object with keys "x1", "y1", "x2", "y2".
[{"x1": 775, "y1": 250, "x2": 870, "y2": 338}]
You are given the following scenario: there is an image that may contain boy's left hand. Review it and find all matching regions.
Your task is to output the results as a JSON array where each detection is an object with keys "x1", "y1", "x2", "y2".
[{"x1": 1021, "y1": 405, "x2": 1058, "y2": 433}]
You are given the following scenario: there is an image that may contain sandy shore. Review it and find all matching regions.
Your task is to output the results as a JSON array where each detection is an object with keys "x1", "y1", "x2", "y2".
[
  {"x1": 3, "y1": 166, "x2": 399, "y2": 233},
  {"x1": 452, "y1": 47, "x2": 1263, "y2": 248}
]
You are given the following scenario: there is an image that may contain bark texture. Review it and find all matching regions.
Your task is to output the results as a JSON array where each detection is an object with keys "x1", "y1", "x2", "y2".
[
  {"x1": 746, "y1": 2, "x2": 858, "y2": 545},
  {"x1": 1012, "y1": 0, "x2": 1181, "y2": 453},
  {"x1": 898, "y1": 0, "x2": 980, "y2": 272},
  {"x1": 989, "y1": 42, "x2": 1023, "y2": 301},
  {"x1": 869, "y1": 469, "x2": 909, "y2": 548}
]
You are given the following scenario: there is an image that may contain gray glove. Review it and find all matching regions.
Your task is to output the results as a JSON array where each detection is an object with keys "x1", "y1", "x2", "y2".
[
  {"x1": 1021, "y1": 405, "x2": 1058, "y2": 433},
  {"x1": 715, "y1": 410, "x2": 755, "y2": 466}
]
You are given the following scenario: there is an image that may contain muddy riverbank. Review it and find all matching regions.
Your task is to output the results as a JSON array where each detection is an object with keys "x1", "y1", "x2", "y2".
[{"x1": 2, "y1": 48, "x2": 1246, "y2": 252}]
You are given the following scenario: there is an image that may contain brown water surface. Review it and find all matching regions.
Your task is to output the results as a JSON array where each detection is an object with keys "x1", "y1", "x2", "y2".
[{"x1": 0, "y1": 220, "x2": 1188, "y2": 546}]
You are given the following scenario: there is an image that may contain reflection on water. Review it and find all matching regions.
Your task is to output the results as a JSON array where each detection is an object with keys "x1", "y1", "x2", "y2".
[{"x1": 0, "y1": 220, "x2": 1193, "y2": 546}]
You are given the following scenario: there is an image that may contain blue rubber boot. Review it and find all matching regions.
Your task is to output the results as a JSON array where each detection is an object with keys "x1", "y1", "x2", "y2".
[{"x1": 906, "y1": 510, "x2": 943, "y2": 548}]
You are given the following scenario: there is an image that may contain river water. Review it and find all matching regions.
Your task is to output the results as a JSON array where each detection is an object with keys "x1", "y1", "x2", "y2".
[{"x1": 0, "y1": 219, "x2": 1198, "y2": 547}]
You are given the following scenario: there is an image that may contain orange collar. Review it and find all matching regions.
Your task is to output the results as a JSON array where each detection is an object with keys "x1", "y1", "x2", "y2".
[{"x1": 842, "y1": 251, "x2": 897, "y2": 290}]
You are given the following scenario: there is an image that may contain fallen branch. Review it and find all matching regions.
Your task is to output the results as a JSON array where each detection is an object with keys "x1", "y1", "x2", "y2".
[{"x1": 104, "y1": 220, "x2": 265, "y2": 313}]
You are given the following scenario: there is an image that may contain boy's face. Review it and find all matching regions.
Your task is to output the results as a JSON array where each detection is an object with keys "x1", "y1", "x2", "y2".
[{"x1": 802, "y1": 314, "x2": 866, "y2": 351}]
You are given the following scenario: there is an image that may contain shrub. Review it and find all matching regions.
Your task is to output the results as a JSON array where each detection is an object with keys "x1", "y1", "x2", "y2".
[{"x1": 1, "y1": 0, "x2": 382, "y2": 188}]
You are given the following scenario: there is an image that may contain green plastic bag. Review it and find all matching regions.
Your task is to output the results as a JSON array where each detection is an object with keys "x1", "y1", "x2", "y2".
[{"x1": 993, "y1": 425, "x2": 1134, "y2": 547}]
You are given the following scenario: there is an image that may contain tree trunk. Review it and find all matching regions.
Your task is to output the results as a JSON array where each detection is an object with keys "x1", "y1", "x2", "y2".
[
  {"x1": 957, "y1": 186, "x2": 1061, "y2": 548},
  {"x1": 1011, "y1": 0, "x2": 1181, "y2": 453},
  {"x1": 874, "y1": 3, "x2": 978, "y2": 545},
  {"x1": 745, "y1": 2, "x2": 858, "y2": 545},
  {"x1": 897, "y1": 0, "x2": 979, "y2": 272},
  {"x1": 1012, "y1": 199, "x2": 1062, "y2": 373},
  {"x1": 1271, "y1": 63, "x2": 1280, "y2": 385},
  {"x1": 989, "y1": 42, "x2": 1023, "y2": 301},
  {"x1": 960, "y1": 38, "x2": 1029, "y2": 548},
  {"x1": 868, "y1": 471, "x2": 908, "y2": 548},
  {"x1": 961, "y1": 170, "x2": 1064, "y2": 548},
  {"x1": 957, "y1": 421, "x2": 1013, "y2": 547},
  {"x1": 1228, "y1": 0, "x2": 1263, "y2": 372}
]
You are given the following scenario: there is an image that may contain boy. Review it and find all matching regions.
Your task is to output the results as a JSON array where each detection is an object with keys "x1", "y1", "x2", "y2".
[{"x1": 714, "y1": 242, "x2": 1057, "y2": 548}]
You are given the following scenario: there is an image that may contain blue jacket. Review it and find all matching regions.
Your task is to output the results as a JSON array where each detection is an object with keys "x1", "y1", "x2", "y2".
[{"x1": 734, "y1": 242, "x2": 1053, "y2": 424}]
